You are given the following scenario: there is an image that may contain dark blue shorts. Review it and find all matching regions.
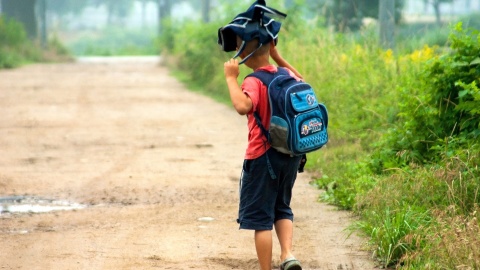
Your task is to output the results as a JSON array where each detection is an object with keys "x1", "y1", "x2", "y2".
[{"x1": 237, "y1": 148, "x2": 302, "y2": 230}]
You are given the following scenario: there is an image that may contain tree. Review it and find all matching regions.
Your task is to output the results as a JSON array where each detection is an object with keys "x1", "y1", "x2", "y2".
[
  {"x1": 379, "y1": 0, "x2": 395, "y2": 49},
  {"x1": 91, "y1": 0, "x2": 134, "y2": 25},
  {"x1": 157, "y1": 0, "x2": 171, "y2": 34},
  {"x1": 423, "y1": 0, "x2": 455, "y2": 26},
  {"x1": 38, "y1": 0, "x2": 47, "y2": 48},
  {"x1": 138, "y1": 0, "x2": 159, "y2": 29},
  {"x1": 202, "y1": 0, "x2": 210, "y2": 23},
  {"x1": 324, "y1": 0, "x2": 404, "y2": 32},
  {"x1": 0, "y1": 0, "x2": 37, "y2": 39},
  {"x1": 47, "y1": 0, "x2": 89, "y2": 16}
]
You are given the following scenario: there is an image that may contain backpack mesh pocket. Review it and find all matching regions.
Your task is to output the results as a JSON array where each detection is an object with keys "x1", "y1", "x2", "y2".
[{"x1": 270, "y1": 116, "x2": 290, "y2": 154}]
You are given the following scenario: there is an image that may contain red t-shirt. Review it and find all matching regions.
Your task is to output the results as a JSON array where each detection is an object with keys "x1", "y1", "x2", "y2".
[{"x1": 241, "y1": 65, "x2": 300, "y2": 159}]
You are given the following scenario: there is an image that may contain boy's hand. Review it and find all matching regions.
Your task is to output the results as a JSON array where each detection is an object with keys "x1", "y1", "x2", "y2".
[
  {"x1": 223, "y1": 58, "x2": 252, "y2": 115},
  {"x1": 224, "y1": 59, "x2": 240, "y2": 80}
]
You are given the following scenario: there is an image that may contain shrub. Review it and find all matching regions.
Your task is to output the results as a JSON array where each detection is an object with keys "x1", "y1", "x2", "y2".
[
  {"x1": 373, "y1": 23, "x2": 480, "y2": 169},
  {"x1": 0, "y1": 16, "x2": 27, "y2": 47},
  {"x1": 0, "y1": 15, "x2": 67, "y2": 68},
  {"x1": 0, "y1": 15, "x2": 30, "y2": 68}
]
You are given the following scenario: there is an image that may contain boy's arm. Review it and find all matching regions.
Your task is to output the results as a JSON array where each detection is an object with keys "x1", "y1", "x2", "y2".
[
  {"x1": 269, "y1": 41, "x2": 304, "y2": 80},
  {"x1": 224, "y1": 58, "x2": 253, "y2": 115}
]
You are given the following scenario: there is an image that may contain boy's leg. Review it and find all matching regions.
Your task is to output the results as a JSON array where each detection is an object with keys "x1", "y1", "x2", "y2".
[
  {"x1": 270, "y1": 151, "x2": 302, "y2": 266},
  {"x1": 255, "y1": 230, "x2": 273, "y2": 270},
  {"x1": 274, "y1": 219, "x2": 294, "y2": 261}
]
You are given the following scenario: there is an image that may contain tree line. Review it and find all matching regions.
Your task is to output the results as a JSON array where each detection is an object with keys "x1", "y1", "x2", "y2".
[{"x1": 0, "y1": 0, "x2": 459, "y2": 49}]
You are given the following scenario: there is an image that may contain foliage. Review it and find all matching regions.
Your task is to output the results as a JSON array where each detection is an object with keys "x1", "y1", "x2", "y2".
[
  {"x1": 410, "y1": 207, "x2": 480, "y2": 270},
  {"x1": 0, "y1": 16, "x2": 26, "y2": 69},
  {"x1": 353, "y1": 24, "x2": 480, "y2": 268},
  {"x1": 0, "y1": 15, "x2": 72, "y2": 68},
  {"x1": 0, "y1": 15, "x2": 27, "y2": 46},
  {"x1": 91, "y1": 0, "x2": 135, "y2": 23},
  {"x1": 396, "y1": 22, "x2": 450, "y2": 53},
  {"x1": 423, "y1": 0, "x2": 455, "y2": 26},
  {"x1": 462, "y1": 12, "x2": 480, "y2": 29},
  {"x1": 164, "y1": 21, "x2": 232, "y2": 103},
  {"x1": 0, "y1": 16, "x2": 42, "y2": 68},
  {"x1": 351, "y1": 206, "x2": 432, "y2": 267},
  {"x1": 1, "y1": 0, "x2": 38, "y2": 39},
  {"x1": 396, "y1": 12, "x2": 480, "y2": 50},
  {"x1": 323, "y1": 0, "x2": 404, "y2": 32},
  {"x1": 352, "y1": 147, "x2": 479, "y2": 267},
  {"x1": 46, "y1": 0, "x2": 90, "y2": 16},
  {"x1": 372, "y1": 23, "x2": 480, "y2": 170},
  {"x1": 315, "y1": 160, "x2": 377, "y2": 210},
  {"x1": 67, "y1": 26, "x2": 159, "y2": 56}
]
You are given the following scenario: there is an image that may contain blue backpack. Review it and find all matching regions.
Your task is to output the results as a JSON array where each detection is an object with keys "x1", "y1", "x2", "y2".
[{"x1": 248, "y1": 68, "x2": 329, "y2": 156}]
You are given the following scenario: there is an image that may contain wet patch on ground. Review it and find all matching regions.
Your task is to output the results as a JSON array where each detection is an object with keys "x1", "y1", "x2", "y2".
[{"x1": 0, "y1": 196, "x2": 86, "y2": 215}]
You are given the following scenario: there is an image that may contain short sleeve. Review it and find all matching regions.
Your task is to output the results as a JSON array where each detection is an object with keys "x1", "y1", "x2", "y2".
[{"x1": 241, "y1": 76, "x2": 263, "y2": 114}]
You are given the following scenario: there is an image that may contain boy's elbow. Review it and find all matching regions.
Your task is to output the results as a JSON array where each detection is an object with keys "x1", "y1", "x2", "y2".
[
  {"x1": 231, "y1": 94, "x2": 252, "y2": 115},
  {"x1": 234, "y1": 104, "x2": 250, "y2": 115}
]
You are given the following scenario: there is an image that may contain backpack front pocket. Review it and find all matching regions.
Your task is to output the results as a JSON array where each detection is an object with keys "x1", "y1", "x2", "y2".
[
  {"x1": 292, "y1": 109, "x2": 328, "y2": 154},
  {"x1": 290, "y1": 88, "x2": 318, "y2": 113}
]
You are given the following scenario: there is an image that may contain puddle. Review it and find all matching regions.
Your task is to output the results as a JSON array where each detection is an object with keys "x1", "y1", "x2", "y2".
[
  {"x1": 197, "y1": 217, "x2": 215, "y2": 222},
  {"x1": 0, "y1": 196, "x2": 86, "y2": 214}
]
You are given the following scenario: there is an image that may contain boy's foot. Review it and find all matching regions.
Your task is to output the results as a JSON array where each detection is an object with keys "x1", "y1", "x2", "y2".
[{"x1": 279, "y1": 258, "x2": 302, "y2": 270}]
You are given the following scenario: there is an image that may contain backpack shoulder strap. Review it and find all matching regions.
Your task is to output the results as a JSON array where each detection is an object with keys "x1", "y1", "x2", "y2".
[
  {"x1": 244, "y1": 67, "x2": 287, "y2": 147},
  {"x1": 246, "y1": 67, "x2": 289, "y2": 87},
  {"x1": 245, "y1": 66, "x2": 291, "y2": 137}
]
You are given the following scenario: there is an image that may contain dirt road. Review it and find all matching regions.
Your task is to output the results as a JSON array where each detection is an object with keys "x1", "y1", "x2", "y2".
[{"x1": 0, "y1": 58, "x2": 376, "y2": 270}]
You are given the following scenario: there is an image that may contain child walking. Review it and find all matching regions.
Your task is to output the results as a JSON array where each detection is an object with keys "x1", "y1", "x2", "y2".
[{"x1": 219, "y1": 2, "x2": 304, "y2": 269}]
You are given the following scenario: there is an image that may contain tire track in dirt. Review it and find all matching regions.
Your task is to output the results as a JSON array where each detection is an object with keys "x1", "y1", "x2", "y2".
[{"x1": 0, "y1": 58, "x2": 376, "y2": 269}]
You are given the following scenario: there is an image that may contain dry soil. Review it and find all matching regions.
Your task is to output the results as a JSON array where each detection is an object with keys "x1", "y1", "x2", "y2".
[{"x1": 0, "y1": 57, "x2": 376, "y2": 270}]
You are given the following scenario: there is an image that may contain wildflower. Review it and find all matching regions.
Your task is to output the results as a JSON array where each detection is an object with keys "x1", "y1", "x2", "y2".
[{"x1": 383, "y1": 49, "x2": 394, "y2": 64}]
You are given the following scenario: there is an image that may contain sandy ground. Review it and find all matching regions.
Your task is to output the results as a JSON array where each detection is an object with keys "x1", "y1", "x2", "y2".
[{"x1": 0, "y1": 58, "x2": 376, "y2": 270}]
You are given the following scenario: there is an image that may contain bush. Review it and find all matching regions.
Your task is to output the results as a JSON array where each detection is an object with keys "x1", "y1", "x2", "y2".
[
  {"x1": 0, "y1": 15, "x2": 31, "y2": 68},
  {"x1": 0, "y1": 16, "x2": 27, "y2": 47},
  {"x1": 0, "y1": 15, "x2": 69, "y2": 68},
  {"x1": 373, "y1": 23, "x2": 480, "y2": 169}
]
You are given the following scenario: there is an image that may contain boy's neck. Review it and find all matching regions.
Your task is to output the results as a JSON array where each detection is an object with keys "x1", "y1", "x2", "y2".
[{"x1": 246, "y1": 56, "x2": 271, "y2": 71}]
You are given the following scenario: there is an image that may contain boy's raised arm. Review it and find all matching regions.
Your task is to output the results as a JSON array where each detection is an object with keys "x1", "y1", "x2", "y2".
[
  {"x1": 224, "y1": 58, "x2": 253, "y2": 115},
  {"x1": 269, "y1": 41, "x2": 303, "y2": 80}
]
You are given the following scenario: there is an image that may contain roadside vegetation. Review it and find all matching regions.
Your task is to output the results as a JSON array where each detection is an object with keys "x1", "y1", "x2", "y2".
[
  {"x1": 0, "y1": 15, "x2": 71, "y2": 69},
  {"x1": 159, "y1": 10, "x2": 480, "y2": 269},
  {"x1": 66, "y1": 26, "x2": 160, "y2": 56}
]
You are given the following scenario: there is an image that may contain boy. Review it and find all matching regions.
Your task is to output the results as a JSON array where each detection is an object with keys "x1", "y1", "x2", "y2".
[{"x1": 223, "y1": 31, "x2": 304, "y2": 270}]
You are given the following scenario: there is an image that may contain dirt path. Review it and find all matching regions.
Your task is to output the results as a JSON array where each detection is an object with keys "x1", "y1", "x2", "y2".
[{"x1": 0, "y1": 58, "x2": 376, "y2": 270}]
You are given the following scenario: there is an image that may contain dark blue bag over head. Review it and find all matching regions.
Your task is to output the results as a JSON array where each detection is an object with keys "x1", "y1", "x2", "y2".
[{"x1": 217, "y1": 1, "x2": 286, "y2": 64}]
